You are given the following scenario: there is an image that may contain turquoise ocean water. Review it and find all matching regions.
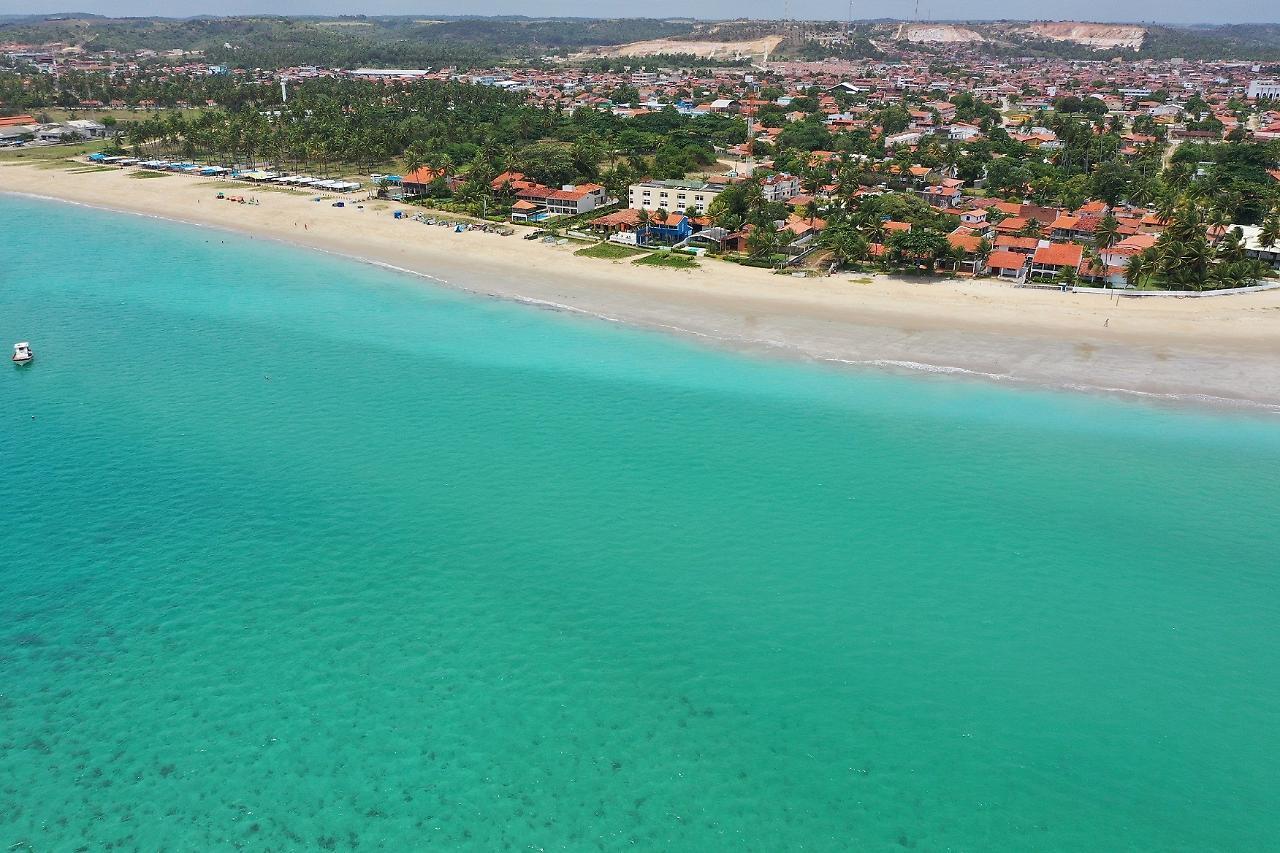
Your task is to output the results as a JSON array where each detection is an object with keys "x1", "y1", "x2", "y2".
[{"x1": 2, "y1": 194, "x2": 1280, "y2": 851}]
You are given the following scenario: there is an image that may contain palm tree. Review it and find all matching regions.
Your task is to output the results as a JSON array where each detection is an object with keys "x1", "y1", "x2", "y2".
[
  {"x1": 821, "y1": 223, "x2": 868, "y2": 269},
  {"x1": 1217, "y1": 228, "x2": 1246, "y2": 265},
  {"x1": 1093, "y1": 214, "x2": 1120, "y2": 251},
  {"x1": 1259, "y1": 216, "x2": 1280, "y2": 250},
  {"x1": 976, "y1": 237, "x2": 993, "y2": 268},
  {"x1": 1155, "y1": 191, "x2": 1179, "y2": 226},
  {"x1": 747, "y1": 224, "x2": 781, "y2": 261},
  {"x1": 635, "y1": 208, "x2": 651, "y2": 242},
  {"x1": 1125, "y1": 252, "x2": 1149, "y2": 289},
  {"x1": 403, "y1": 144, "x2": 428, "y2": 179}
]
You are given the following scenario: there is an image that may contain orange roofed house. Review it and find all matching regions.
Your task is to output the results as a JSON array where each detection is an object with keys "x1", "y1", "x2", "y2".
[
  {"x1": 985, "y1": 250, "x2": 1029, "y2": 280},
  {"x1": 544, "y1": 183, "x2": 609, "y2": 216},
  {"x1": 1030, "y1": 242, "x2": 1085, "y2": 281}
]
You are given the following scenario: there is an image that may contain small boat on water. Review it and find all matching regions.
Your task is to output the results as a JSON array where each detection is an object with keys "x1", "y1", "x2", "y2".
[{"x1": 12, "y1": 342, "x2": 33, "y2": 365}]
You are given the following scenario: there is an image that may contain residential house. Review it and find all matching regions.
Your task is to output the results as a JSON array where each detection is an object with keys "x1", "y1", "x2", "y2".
[
  {"x1": 645, "y1": 213, "x2": 694, "y2": 244},
  {"x1": 400, "y1": 166, "x2": 449, "y2": 197},
  {"x1": 994, "y1": 234, "x2": 1041, "y2": 254},
  {"x1": 760, "y1": 173, "x2": 801, "y2": 202},
  {"x1": 985, "y1": 250, "x2": 1029, "y2": 280},
  {"x1": 1050, "y1": 213, "x2": 1099, "y2": 243},
  {"x1": 588, "y1": 207, "x2": 645, "y2": 239},
  {"x1": 884, "y1": 130, "x2": 923, "y2": 147},
  {"x1": 783, "y1": 214, "x2": 826, "y2": 247},
  {"x1": 920, "y1": 184, "x2": 964, "y2": 209},
  {"x1": 545, "y1": 183, "x2": 608, "y2": 216},
  {"x1": 1030, "y1": 242, "x2": 1085, "y2": 280},
  {"x1": 945, "y1": 231, "x2": 988, "y2": 273},
  {"x1": 1239, "y1": 225, "x2": 1280, "y2": 270}
]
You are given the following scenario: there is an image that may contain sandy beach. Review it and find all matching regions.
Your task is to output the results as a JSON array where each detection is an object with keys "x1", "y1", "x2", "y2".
[{"x1": 4, "y1": 161, "x2": 1280, "y2": 409}]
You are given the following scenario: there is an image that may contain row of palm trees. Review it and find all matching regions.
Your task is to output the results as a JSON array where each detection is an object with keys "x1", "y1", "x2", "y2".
[{"x1": 1125, "y1": 200, "x2": 1274, "y2": 290}]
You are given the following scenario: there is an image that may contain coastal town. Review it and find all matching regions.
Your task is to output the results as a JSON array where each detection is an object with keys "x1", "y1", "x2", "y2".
[
  {"x1": 4, "y1": 16, "x2": 1280, "y2": 290},
  {"x1": 7, "y1": 21, "x2": 1280, "y2": 850}
]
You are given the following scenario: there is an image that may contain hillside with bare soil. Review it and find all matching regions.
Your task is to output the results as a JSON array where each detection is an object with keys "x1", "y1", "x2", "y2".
[
  {"x1": 892, "y1": 23, "x2": 987, "y2": 44},
  {"x1": 584, "y1": 34, "x2": 784, "y2": 60},
  {"x1": 1013, "y1": 22, "x2": 1146, "y2": 50}
]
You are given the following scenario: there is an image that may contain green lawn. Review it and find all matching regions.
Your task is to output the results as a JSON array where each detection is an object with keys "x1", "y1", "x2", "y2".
[
  {"x1": 575, "y1": 242, "x2": 647, "y2": 261},
  {"x1": 0, "y1": 141, "x2": 106, "y2": 165},
  {"x1": 634, "y1": 251, "x2": 699, "y2": 269},
  {"x1": 129, "y1": 170, "x2": 171, "y2": 179}
]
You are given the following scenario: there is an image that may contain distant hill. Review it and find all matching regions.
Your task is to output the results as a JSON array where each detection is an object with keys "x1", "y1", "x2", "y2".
[
  {"x1": 2, "y1": 15, "x2": 1279, "y2": 66},
  {"x1": 0, "y1": 15, "x2": 698, "y2": 68}
]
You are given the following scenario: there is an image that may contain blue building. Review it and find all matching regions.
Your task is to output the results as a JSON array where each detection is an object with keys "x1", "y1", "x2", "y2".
[{"x1": 644, "y1": 214, "x2": 693, "y2": 245}]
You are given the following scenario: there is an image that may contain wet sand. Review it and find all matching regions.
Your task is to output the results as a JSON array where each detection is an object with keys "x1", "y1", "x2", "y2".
[{"x1": 4, "y1": 161, "x2": 1280, "y2": 409}]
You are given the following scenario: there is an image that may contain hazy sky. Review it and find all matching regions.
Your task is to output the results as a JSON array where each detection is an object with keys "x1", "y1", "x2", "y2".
[{"x1": 0, "y1": 0, "x2": 1274, "y2": 25}]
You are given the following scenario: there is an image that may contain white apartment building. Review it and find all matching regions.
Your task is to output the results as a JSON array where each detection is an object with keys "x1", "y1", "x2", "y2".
[
  {"x1": 1247, "y1": 80, "x2": 1280, "y2": 99},
  {"x1": 760, "y1": 172, "x2": 801, "y2": 202},
  {"x1": 628, "y1": 180, "x2": 726, "y2": 214}
]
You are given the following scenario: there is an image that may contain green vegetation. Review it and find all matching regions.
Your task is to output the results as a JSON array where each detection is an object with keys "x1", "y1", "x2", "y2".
[
  {"x1": 1125, "y1": 200, "x2": 1272, "y2": 291},
  {"x1": 0, "y1": 16, "x2": 694, "y2": 70},
  {"x1": 0, "y1": 140, "x2": 105, "y2": 164},
  {"x1": 575, "y1": 242, "x2": 647, "y2": 260},
  {"x1": 128, "y1": 170, "x2": 171, "y2": 178},
  {"x1": 92, "y1": 78, "x2": 744, "y2": 202},
  {"x1": 634, "y1": 251, "x2": 699, "y2": 269},
  {"x1": 5, "y1": 15, "x2": 1279, "y2": 293}
]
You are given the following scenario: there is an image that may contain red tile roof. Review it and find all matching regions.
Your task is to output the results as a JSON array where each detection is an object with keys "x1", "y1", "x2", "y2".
[
  {"x1": 986, "y1": 250, "x2": 1027, "y2": 270},
  {"x1": 1033, "y1": 242, "x2": 1084, "y2": 268},
  {"x1": 401, "y1": 167, "x2": 446, "y2": 185}
]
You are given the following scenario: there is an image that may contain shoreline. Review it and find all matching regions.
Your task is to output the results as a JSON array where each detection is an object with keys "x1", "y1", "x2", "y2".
[{"x1": 4, "y1": 162, "x2": 1280, "y2": 412}]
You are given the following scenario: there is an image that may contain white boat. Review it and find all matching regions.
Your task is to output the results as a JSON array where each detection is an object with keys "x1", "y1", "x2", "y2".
[{"x1": 12, "y1": 342, "x2": 33, "y2": 364}]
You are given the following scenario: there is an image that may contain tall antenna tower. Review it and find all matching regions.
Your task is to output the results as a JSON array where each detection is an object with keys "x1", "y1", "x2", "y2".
[
  {"x1": 280, "y1": 79, "x2": 288, "y2": 104},
  {"x1": 847, "y1": 0, "x2": 854, "y2": 34}
]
